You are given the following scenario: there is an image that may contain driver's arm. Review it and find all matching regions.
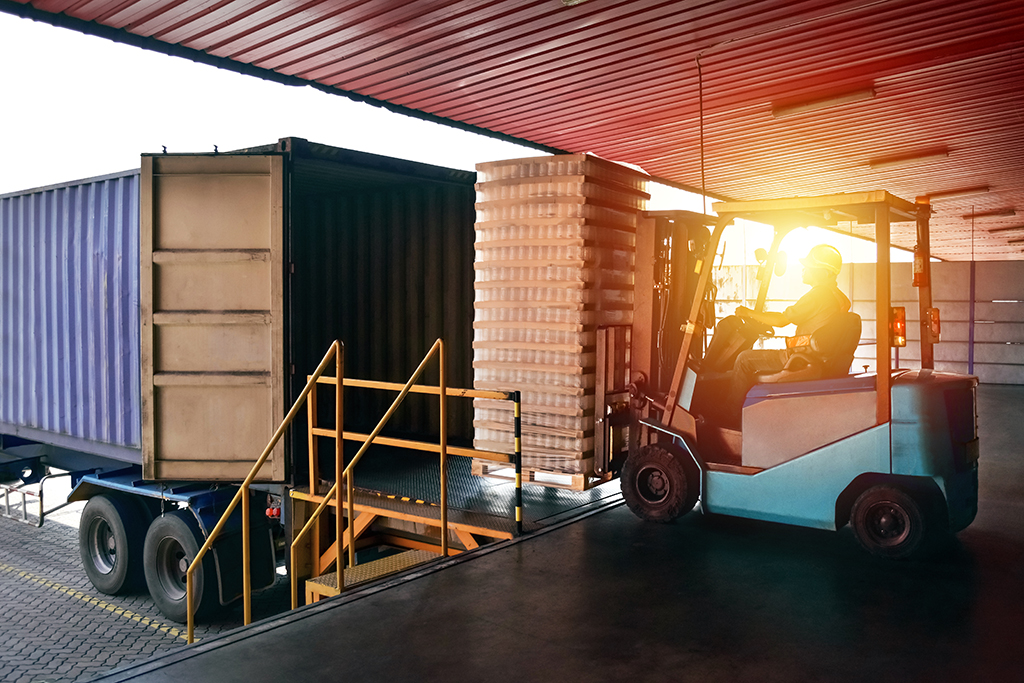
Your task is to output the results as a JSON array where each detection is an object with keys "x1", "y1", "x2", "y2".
[{"x1": 735, "y1": 306, "x2": 790, "y2": 328}]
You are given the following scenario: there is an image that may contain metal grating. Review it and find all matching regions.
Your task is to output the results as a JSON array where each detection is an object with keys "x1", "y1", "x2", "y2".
[
  {"x1": 306, "y1": 549, "x2": 438, "y2": 595},
  {"x1": 4, "y1": 0, "x2": 1023, "y2": 259}
]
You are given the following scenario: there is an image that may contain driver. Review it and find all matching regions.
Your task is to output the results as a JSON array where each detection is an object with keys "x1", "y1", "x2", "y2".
[{"x1": 728, "y1": 244, "x2": 850, "y2": 424}]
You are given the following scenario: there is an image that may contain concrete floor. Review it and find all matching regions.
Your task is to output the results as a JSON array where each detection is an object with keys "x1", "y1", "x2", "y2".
[{"x1": 79, "y1": 386, "x2": 1024, "y2": 682}]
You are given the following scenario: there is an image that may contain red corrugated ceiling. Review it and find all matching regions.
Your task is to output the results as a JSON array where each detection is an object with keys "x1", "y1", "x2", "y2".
[{"x1": 12, "y1": 0, "x2": 1024, "y2": 259}]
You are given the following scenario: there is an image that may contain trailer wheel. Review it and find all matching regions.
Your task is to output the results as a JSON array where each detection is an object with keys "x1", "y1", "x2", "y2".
[
  {"x1": 621, "y1": 444, "x2": 699, "y2": 523},
  {"x1": 143, "y1": 511, "x2": 219, "y2": 623},
  {"x1": 851, "y1": 486, "x2": 930, "y2": 559},
  {"x1": 79, "y1": 494, "x2": 147, "y2": 595}
]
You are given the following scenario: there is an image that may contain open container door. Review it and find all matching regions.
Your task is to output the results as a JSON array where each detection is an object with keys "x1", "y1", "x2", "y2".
[{"x1": 140, "y1": 154, "x2": 285, "y2": 481}]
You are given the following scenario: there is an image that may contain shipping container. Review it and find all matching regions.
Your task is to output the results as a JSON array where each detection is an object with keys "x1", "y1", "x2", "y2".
[{"x1": 2, "y1": 138, "x2": 477, "y2": 483}]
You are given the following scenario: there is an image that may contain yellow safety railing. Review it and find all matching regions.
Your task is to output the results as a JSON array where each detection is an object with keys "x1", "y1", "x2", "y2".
[
  {"x1": 289, "y1": 338, "x2": 522, "y2": 610},
  {"x1": 185, "y1": 338, "x2": 522, "y2": 644},
  {"x1": 185, "y1": 341, "x2": 344, "y2": 644}
]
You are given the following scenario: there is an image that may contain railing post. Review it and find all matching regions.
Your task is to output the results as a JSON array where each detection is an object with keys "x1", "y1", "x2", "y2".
[
  {"x1": 439, "y1": 339, "x2": 448, "y2": 557},
  {"x1": 242, "y1": 484, "x2": 251, "y2": 625},
  {"x1": 187, "y1": 571, "x2": 194, "y2": 641},
  {"x1": 514, "y1": 390, "x2": 523, "y2": 536},
  {"x1": 189, "y1": 340, "x2": 341, "y2": 643},
  {"x1": 307, "y1": 381, "x2": 319, "y2": 496},
  {"x1": 342, "y1": 348, "x2": 350, "y2": 593},
  {"x1": 290, "y1": 542, "x2": 299, "y2": 610},
  {"x1": 346, "y1": 472, "x2": 354, "y2": 573}
]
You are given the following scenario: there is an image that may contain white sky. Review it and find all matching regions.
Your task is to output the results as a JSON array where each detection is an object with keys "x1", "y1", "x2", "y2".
[
  {"x1": 0, "y1": 12, "x2": 547, "y2": 194},
  {"x1": 0, "y1": 11, "x2": 904, "y2": 264}
]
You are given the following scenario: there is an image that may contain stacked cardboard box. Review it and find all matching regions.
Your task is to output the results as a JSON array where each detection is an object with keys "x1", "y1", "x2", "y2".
[{"x1": 472, "y1": 154, "x2": 648, "y2": 476}]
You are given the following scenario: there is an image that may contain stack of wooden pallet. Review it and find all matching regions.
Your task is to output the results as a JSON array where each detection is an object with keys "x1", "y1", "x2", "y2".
[{"x1": 471, "y1": 154, "x2": 648, "y2": 484}]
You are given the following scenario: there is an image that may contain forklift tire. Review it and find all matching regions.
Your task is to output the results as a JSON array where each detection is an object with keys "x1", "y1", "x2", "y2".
[
  {"x1": 143, "y1": 510, "x2": 219, "y2": 623},
  {"x1": 621, "y1": 444, "x2": 699, "y2": 523},
  {"x1": 79, "y1": 494, "x2": 147, "y2": 595},
  {"x1": 851, "y1": 485, "x2": 932, "y2": 559}
]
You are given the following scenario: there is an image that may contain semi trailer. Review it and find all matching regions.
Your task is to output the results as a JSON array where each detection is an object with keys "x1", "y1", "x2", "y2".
[{"x1": 1, "y1": 138, "x2": 483, "y2": 622}]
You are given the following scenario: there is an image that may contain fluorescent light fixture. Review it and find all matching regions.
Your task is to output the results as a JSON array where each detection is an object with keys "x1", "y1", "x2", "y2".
[
  {"x1": 924, "y1": 185, "x2": 990, "y2": 201},
  {"x1": 772, "y1": 86, "x2": 875, "y2": 118},
  {"x1": 869, "y1": 147, "x2": 948, "y2": 170},
  {"x1": 561, "y1": 0, "x2": 592, "y2": 5},
  {"x1": 1007, "y1": 238, "x2": 1024, "y2": 245},
  {"x1": 988, "y1": 224, "x2": 1024, "y2": 233},
  {"x1": 962, "y1": 208, "x2": 1017, "y2": 220}
]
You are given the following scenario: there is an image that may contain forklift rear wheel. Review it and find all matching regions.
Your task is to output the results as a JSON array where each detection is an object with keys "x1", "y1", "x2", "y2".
[
  {"x1": 851, "y1": 486, "x2": 930, "y2": 559},
  {"x1": 79, "y1": 494, "x2": 147, "y2": 595},
  {"x1": 621, "y1": 444, "x2": 699, "y2": 523},
  {"x1": 143, "y1": 510, "x2": 219, "y2": 623}
]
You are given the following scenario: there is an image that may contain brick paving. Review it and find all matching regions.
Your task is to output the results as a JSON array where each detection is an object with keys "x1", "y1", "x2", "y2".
[{"x1": 0, "y1": 507, "x2": 290, "y2": 683}]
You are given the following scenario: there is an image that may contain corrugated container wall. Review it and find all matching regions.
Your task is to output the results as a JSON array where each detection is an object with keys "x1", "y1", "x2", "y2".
[
  {"x1": 282, "y1": 142, "x2": 478, "y2": 482},
  {"x1": 0, "y1": 171, "x2": 142, "y2": 462}
]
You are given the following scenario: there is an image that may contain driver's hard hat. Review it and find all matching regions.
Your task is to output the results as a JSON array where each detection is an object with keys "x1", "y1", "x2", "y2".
[{"x1": 800, "y1": 244, "x2": 842, "y2": 275}]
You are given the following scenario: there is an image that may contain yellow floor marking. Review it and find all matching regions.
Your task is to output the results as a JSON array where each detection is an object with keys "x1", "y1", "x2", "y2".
[{"x1": 0, "y1": 561, "x2": 191, "y2": 641}]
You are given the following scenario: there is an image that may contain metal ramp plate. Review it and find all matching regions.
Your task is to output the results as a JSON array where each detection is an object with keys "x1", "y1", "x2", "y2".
[
  {"x1": 291, "y1": 487, "x2": 532, "y2": 538},
  {"x1": 305, "y1": 549, "x2": 438, "y2": 598},
  {"x1": 345, "y1": 446, "x2": 620, "y2": 523}
]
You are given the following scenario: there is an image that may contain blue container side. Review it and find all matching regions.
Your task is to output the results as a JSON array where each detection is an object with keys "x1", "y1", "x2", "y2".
[{"x1": 0, "y1": 170, "x2": 141, "y2": 462}]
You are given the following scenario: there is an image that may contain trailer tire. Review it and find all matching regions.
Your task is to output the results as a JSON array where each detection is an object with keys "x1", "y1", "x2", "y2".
[
  {"x1": 143, "y1": 511, "x2": 219, "y2": 623},
  {"x1": 851, "y1": 485, "x2": 931, "y2": 559},
  {"x1": 79, "y1": 494, "x2": 147, "y2": 595},
  {"x1": 621, "y1": 444, "x2": 699, "y2": 523}
]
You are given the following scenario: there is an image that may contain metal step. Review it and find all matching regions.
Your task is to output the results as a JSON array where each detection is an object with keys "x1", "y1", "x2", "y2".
[{"x1": 305, "y1": 549, "x2": 438, "y2": 599}]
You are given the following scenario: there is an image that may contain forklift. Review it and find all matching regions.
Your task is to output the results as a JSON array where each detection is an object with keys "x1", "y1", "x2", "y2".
[{"x1": 615, "y1": 192, "x2": 978, "y2": 559}]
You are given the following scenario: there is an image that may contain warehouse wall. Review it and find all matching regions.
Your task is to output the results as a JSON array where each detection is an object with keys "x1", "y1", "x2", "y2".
[{"x1": 715, "y1": 262, "x2": 1024, "y2": 384}]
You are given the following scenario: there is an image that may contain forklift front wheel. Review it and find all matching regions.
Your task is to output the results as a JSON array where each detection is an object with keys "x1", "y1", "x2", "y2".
[
  {"x1": 621, "y1": 444, "x2": 699, "y2": 523},
  {"x1": 851, "y1": 486, "x2": 931, "y2": 559}
]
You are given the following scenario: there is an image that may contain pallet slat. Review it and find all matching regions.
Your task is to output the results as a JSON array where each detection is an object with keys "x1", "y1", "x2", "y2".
[{"x1": 472, "y1": 459, "x2": 609, "y2": 491}]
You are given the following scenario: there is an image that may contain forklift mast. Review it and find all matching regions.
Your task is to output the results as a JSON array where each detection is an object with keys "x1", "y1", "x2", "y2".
[{"x1": 632, "y1": 211, "x2": 716, "y2": 399}]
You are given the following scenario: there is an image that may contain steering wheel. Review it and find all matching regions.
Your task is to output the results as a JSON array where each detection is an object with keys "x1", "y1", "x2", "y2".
[{"x1": 735, "y1": 313, "x2": 774, "y2": 339}]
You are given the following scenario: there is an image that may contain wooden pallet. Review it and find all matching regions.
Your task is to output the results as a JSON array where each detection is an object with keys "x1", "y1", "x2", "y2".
[{"x1": 471, "y1": 459, "x2": 610, "y2": 492}]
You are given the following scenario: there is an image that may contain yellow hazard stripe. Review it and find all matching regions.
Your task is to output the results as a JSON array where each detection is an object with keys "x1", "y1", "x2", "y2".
[
  {"x1": 370, "y1": 491, "x2": 438, "y2": 507},
  {"x1": 0, "y1": 561, "x2": 190, "y2": 641}
]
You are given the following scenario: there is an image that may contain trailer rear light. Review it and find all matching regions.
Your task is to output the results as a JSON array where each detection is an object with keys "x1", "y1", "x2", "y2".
[{"x1": 890, "y1": 307, "x2": 907, "y2": 347}]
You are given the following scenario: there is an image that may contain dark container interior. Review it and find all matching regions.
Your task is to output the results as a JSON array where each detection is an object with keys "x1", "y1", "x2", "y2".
[{"x1": 265, "y1": 139, "x2": 477, "y2": 484}]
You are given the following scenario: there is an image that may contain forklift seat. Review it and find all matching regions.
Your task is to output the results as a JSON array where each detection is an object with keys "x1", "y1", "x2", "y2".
[{"x1": 756, "y1": 312, "x2": 862, "y2": 384}]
